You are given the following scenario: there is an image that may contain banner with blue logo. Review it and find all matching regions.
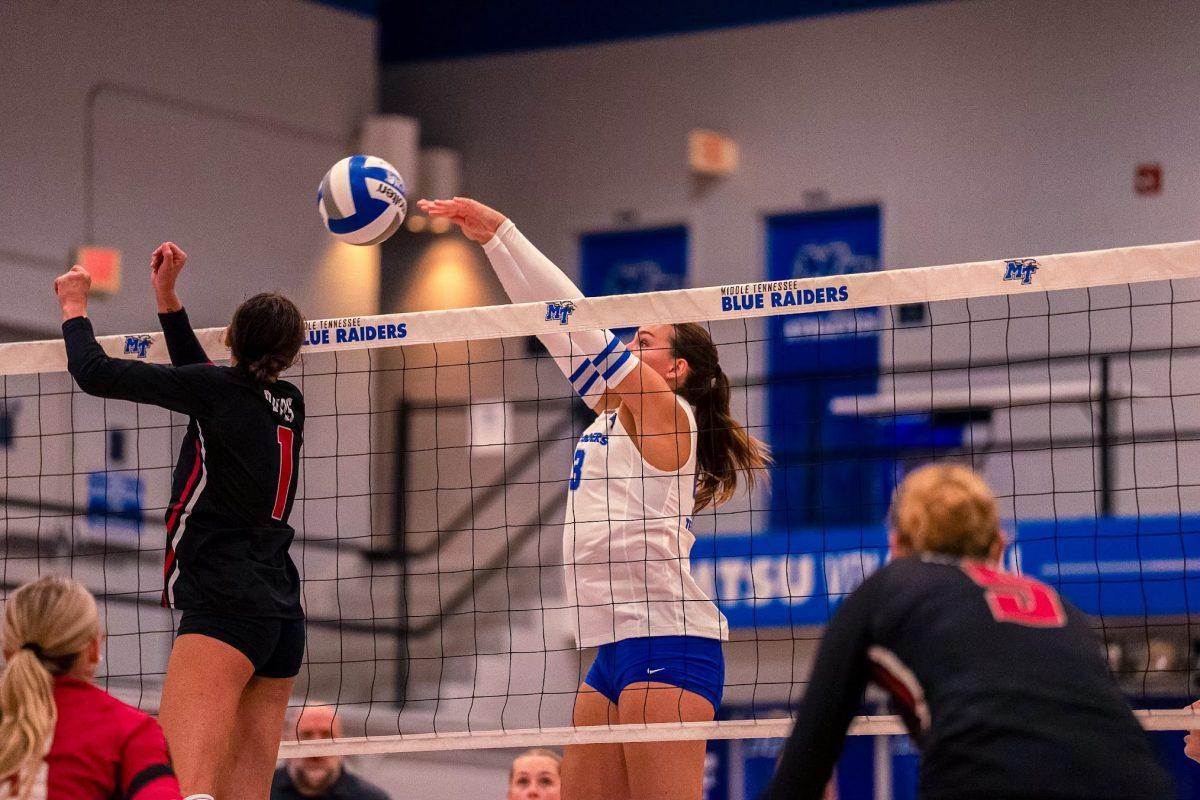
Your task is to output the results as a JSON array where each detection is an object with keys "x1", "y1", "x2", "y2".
[
  {"x1": 580, "y1": 226, "x2": 687, "y2": 298},
  {"x1": 86, "y1": 472, "x2": 144, "y2": 540},
  {"x1": 691, "y1": 515, "x2": 1200, "y2": 628},
  {"x1": 707, "y1": 705, "x2": 879, "y2": 800},
  {"x1": 0, "y1": 400, "x2": 14, "y2": 448},
  {"x1": 766, "y1": 207, "x2": 886, "y2": 528}
]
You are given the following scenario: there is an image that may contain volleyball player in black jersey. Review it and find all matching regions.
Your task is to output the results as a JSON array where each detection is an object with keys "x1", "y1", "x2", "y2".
[
  {"x1": 764, "y1": 464, "x2": 1173, "y2": 800},
  {"x1": 55, "y1": 245, "x2": 306, "y2": 800}
]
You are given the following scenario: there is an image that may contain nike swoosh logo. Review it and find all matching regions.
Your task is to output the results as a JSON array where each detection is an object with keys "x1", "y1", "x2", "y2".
[{"x1": 647, "y1": 667, "x2": 665, "y2": 674}]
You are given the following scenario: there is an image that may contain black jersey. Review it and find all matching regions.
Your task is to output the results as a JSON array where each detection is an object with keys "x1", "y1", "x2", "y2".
[
  {"x1": 764, "y1": 556, "x2": 1172, "y2": 800},
  {"x1": 63, "y1": 311, "x2": 304, "y2": 618}
]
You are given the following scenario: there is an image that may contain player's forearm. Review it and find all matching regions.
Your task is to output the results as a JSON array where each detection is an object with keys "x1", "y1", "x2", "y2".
[
  {"x1": 63, "y1": 316, "x2": 119, "y2": 396},
  {"x1": 482, "y1": 230, "x2": 636, "y2": 409},
  {"x1": 63, "y1": 317, "x2": 205, "y2": 416},
  {"x1": 491, "y1": 218, "x2": 583, "y2": 301},
  {"x1": 482, "y1": 226, "x2": 538, "y2": 304},
  {"x1": 158, "y1": 308, "x2": 209, "y2": 366},
  {"x1": 766, "y1": 590, "x2": 877, "y2": 799},
  {"x1": 60, "y1": 302, "x2": 87, "y2": 322},
  {"x1": 156, "y1": 288, "x2": 182, "y2": 314},
  {"x1": 63, "y1": 317, "x2": 159, "y2": 403},
  {"x1": 765, "y1": 677, "x2": 861, "y2": 800}
]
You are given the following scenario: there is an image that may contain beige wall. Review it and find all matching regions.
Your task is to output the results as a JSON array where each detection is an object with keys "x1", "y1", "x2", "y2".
[
  {"x1": 384, "y1": 0, "x2": 1200, "y2": 292},
  {"x1": 0, "y1": 0, "x2": 378, "y2": 337}
]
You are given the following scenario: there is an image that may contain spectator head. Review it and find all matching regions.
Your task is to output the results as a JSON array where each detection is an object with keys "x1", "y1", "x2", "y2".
[
  {"x1": 0, "y1": 575, "x2": 102, "y2": 797},
  {"x1": 287, "y1": 704, "x2": 345, "y2": 794},
  {"x1": 888, "y1": 463, "x2": 1004, "y2": 562},
  {"x1": 507, "y1": 748, "x2": 561, "y2": 800}
]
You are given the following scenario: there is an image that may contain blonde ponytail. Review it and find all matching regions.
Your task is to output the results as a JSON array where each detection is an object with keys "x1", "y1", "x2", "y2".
[{"x1": 0, "y1": 576, "x2": 100, "y2": 797}]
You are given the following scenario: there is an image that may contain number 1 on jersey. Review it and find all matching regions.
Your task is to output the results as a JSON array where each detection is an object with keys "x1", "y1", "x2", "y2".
[{"x1": 272, "y1": 425, "x2": 295, "y2": 521}]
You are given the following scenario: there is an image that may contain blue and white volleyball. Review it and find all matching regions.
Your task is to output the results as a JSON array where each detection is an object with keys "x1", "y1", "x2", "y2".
[{"x1": 317, "y1": 155, "x2": 407, "y2": 246}]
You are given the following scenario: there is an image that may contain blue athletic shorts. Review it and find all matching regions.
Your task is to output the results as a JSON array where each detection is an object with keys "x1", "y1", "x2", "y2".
[{"x1": 584, "y1": 635, "x2": 724, "y2": 711}]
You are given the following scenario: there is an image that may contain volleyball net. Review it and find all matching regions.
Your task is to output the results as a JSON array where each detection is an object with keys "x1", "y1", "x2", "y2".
[{"x1": 3, "y1": 240, "x2": 1200, "y2": 758}]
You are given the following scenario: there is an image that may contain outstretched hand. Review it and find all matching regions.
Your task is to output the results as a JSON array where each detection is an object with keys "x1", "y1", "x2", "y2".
[
  {"x1": 54, "y1": 265, "x2": 92, "y2": 320},
  {"x1": 416, "y1": 197, "x2": 506, "y2": 244},
  {"x1": 151, "y1": 241, "x2": 187, "y2": 312}
]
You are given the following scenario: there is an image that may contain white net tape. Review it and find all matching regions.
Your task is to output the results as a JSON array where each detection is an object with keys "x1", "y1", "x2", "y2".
[{"x1": 5, "y1": 239, "x2": 1200, "y2": 758}]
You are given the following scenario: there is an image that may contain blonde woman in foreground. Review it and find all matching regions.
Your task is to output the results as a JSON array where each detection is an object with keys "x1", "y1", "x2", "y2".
[
  {"x1": 764, "y1": 464, "x2": 1173, "y2": 800},
  {"x1": 0, "y1": 575, "x2": 182, "y2": 799}
]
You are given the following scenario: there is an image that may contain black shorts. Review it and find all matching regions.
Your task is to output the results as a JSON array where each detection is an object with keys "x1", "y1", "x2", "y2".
[{"x1": 177, "y1": 610, "x2": 306, "y2": 679}]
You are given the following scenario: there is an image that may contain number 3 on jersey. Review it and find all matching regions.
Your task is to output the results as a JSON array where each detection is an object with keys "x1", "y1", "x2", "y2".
[
  {"x1": 272, "y1": 425, "x2": 296, "y2": 521},
  {"x1": 569, "y1": 449, "x2": 585, "y2": 491},
  {"x1": 963, "y1": 563, "x2": 1067, "y2": 628}
]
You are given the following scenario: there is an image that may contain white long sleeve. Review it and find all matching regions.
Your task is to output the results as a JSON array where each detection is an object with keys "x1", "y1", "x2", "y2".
[{"x1": 481, "y1": 220, "x2": 638, "y2": 409}]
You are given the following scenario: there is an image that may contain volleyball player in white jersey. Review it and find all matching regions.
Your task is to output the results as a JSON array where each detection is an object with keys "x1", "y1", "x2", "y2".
[{"x1": 421, "y1": 198, "x2": 769, "y2": 800}]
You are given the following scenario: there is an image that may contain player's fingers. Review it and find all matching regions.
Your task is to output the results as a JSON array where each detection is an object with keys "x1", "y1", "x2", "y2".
[
  {"x1": 457, "y1": 197, "x2": 490, "y2": 215},
  {"x1": 419, "y1": 199, "x2": 454, "y2": 216},
  {"x1": 170, "y1": 242, "x2": 187, "y2": 262}
]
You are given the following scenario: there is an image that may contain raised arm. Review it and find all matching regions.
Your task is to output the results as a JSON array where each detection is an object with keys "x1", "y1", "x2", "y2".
[
  {"x1": 420, "y1": 197, "x2": 690, "y2": 466},
  {"x1": 55, "y1": 266, "x2": 213, "y2": 419},
  {"x1": 151, "y1": 242, "x2": 210, "y2": 366},
  {"x1": 420, "y1": 198, "x2": 641, "y2": 412}
]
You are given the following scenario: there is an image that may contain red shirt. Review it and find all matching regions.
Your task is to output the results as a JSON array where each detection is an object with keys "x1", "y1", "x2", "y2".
[{"x1": 41, "y1": 677, "x2": 181, "y2": 800}]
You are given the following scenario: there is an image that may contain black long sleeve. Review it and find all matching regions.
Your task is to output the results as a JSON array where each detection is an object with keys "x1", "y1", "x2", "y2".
[
  {"x1": 157, "y1": 308, "x2": 210, "y2": 366},
  {"x1": 764, "y1": 557, "x2": 1173, "y2": 800},
  {"x1": 63, "y1": 316, "x2": 215, "y2": 418},
  {"x1": 762, "y1": 581, "x2": 875, "y2": 800}
]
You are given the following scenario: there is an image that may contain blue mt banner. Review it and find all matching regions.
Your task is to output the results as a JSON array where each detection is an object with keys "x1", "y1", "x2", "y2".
[
  {"x1": 766, "y1": 207, "x2": 886, "y2": 529},
  {"x1": 690, "y1": 515, "x2": 1200, "y2": 628},
  {"x1": 580, "y1": 225, "x2": 688, "y2": 298}
]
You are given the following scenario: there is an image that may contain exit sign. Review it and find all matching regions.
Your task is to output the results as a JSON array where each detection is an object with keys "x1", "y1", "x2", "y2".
[
  {"x1": 74, "y1": 246, "x2": 122, "y2": 295},
  {"x1": 1135, "y1": 163, "x2": 1163, "y2": 196}
]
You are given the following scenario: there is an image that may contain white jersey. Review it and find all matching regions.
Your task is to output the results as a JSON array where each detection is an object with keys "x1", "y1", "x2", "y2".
[{"x1": 563, "y1": 398, "x2": 729, "y2": 647}]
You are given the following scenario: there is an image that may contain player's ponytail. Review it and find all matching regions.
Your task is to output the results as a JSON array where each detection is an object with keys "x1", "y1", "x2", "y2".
[
  {"x1": 672, "y1": 323, "x2": 771, "y2": 511},
  {"x1": 0, "y1": 575, "x2": 101, "y2": 797},
  {"x1": 227, "y1": 292, "x2": 305, "y2": 382},
  {"x1": 889, "y1": 463, "x2": 1002, "y2": 558}
]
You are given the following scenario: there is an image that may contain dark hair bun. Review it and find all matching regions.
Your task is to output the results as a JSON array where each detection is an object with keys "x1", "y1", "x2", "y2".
[
  {"x1": 248, "y1": 354, "x2": 292, "y2": 382},
  {"x1": 228, "y1": 293, "x2": 305, "y2": 382}
]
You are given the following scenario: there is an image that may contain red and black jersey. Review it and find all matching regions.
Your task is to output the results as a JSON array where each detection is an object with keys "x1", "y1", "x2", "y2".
[
  {"x1": 63, "y1": 310, "x2": 304, "y2": 617},
  {"x1": 764, "y1": 555, "x2": 1173, "y2": 800},
  {"x1": 23, "y1": 676, "x2": 181, "y2": 799}
]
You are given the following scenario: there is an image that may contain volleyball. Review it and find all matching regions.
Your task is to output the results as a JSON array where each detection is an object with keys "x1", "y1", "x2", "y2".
[{"x1": 317, "y1": 155, "x2": 407, "y2": 246}]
